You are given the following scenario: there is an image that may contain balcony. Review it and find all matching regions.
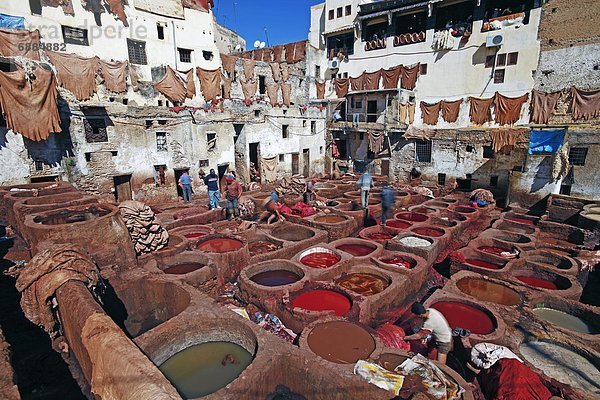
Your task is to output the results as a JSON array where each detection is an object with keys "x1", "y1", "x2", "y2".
[{"x1": 393, "y1": 31, "x2": 426, "y2": 46}]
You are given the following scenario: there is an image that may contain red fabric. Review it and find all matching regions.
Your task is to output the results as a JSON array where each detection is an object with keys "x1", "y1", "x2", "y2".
[
  {"x1": 479, "y1": 358, "x2": 552, "y2": 400},
  {"x1": 374, "y1": 324, "x2": 410, "y2": 350},
  {"x1": 277, "y1": 203, "x2": 293, "y2": 215},
  {"x1": 290, "y1": 202, "x2": 316, "y2": 218}
]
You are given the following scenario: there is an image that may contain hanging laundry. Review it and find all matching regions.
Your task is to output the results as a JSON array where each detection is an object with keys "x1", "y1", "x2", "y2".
[
  {"x1": 368, "y1": 131, "x2": 385, "y2": 153},
  {"x1": 270, "y1": 63, "x2": 281, "y2": 82},
  {"x1": 494, "y1": 92, "x2": 529, "y2": 125},
  {"x1": 220, "y1": 53, "x2": 237, "y2": 78},
  {"x1": 528, "y1": 129, "x2": 567, "y2": 155},
  {"x1": 153, "y1": 65, "x2": 187, "y2": 103},
  {"x1": 99, "y1": 60, "x2": 128, "y2": 93},
  {"x1": 81, "y1": 0, "x2": 105, "y2": 14},
  {"x1": 104, "y1": 0, "x2": 128, "y2": 25},
  {"x1": 261, "y1": 156, "x2": 279, "y2": 182},
  {"x1": 47, "y1": 51, "x2": 100, "y2": 101},
  {"x1": 284, "y1": 42, "x2": 295, "y2": 64},
  {"x1": 469, "y1": 96, "x2": 494, "y2": 125},
  {"x1": 350, "y1": 74, "x2": 366, "y2": 91},
  {"x1": 0, "y1": 13, "x2": 25, "y2": 30},
  {"x1": 177, "y1": 68, "x2": 196, "y2": 99},
  {"x1": 441, "y1": 99, "x2": 462, "y2": 123},
  {"x1": 334, "y1": 78, "x2": 349, "y2": 98},
  {"x1": 42, "y1": 0, "x2": 74, "y2": 16},
  {"x1": 401, "y1": 63, "x2": 419, "y2": 90},
  {"x1": 570, "y1": 87, "x2": 600, "y2": 120},
  {"x1": 281, "y1": 82, "x2": 292, "y2": 107},
  {"x1": 364, "y1": 69, "x2": 382, "y2": 91},
  {"x1": 263, "y1": 48, "x2": 273, "y2": 63},
  {"x1": 316, "y1": 80, "x2": 325, "y2": 99},
  {"x1": 242, "y1": 58, "x2": 255, "y2": 81},
  {"x1": 129, "y1": 64, "x2": 140, "y2": 92},
  {"x1": 266, "y1": 83, "x2": 280, "y2": 106},
  {"x1": 222, "y1": 75, "x2": 232, "y2": 99},
  {"x1": 431, "y1": 30, "x2": 455, "y2": 51},
  {"x1": 530, "y1": 89, "x2": 561, "y2": 124},
  {"x1": 382, "y1": 65, "x2": 402, "y2": 89},
  {"x1": 490, "y1": 129, "x2": 521, "y2": 153},
  {"x1": 272, "y1": 45, "x2": 284, "y2": 62},
  {"x1": 292, "y1": 41, "x2": 307, "y2": 63},
  {"x1": 420, "y1": 101, "x2": 441, "y2": 125},
  {"x1": 332, "y1": 140, "x2": 340, "y2": 158},
  {"x1": 241, "y1": 79, "x2": 257, "y2": 101},
  {"x1": 0, "y1": 65, "x2": 61, "y2": 142},
  {"x1": 0, "y1": 29, "x2": 41, "y2": 60},
  {"x1": 280, "y1": 63, "x2": 290, "y2": 81},
  {"x1": 196, "y1": 67, "x2": 222, "y2": 102}
]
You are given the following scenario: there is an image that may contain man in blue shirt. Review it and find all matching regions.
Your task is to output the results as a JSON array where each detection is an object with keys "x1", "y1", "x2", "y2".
[
  {"x1": 356, "y1": 171, "x2": 374, "y2": 208},
  {"x1": 203, "y1": 169, "x2": 220, "y2": 209},
  {"x1": 178, "y1": 171, "x2": 193, "y2": 202},
  {"x1": 380, "y1": 183, "x2": 395, "y2": 225}
]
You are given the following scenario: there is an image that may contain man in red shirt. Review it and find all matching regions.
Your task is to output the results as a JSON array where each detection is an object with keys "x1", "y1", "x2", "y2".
[{"x1": 223, "y1": 174, "x2": 242, "y2": 220}]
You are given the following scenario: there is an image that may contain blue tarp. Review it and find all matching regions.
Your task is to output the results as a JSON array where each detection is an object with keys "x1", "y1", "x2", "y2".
[
  {"x1": 528, "y1": 129, "x2": 567, "y2": 155},
  {"x1": 0, "y1": 13, "x2": 25, "y2": 30}
]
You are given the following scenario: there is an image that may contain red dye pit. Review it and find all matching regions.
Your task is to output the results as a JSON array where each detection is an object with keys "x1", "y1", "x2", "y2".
[
  {"x1": 431, "y1": 301, "x2": 496, "y2": 335},
  {"x1": 300, "y1": 252, "x2": 341, "y2": 269},
  {"x1": 412, "y1": 227, "x2": 444, "y2": 238},
  {"x1": 386, "y1": 220, "x2": 411, "y2": 229},
  {"x1": 336, "y1": 244, "x2": 375, "y2": 257},
  {"x1": 250, "y1": 270, "x2": 301, "y2": 287},
  {"x1": 396, "y1": 212, "x2": 428, "y2": 222},
  {"x1": 478, "y1": 246, "x2": 512, "y2": 257},
  {"x1": 292, "y1": 290, "x2": 351, "y2": 316},
  {"x1": 163, "y1": 263, "x2": 204, "y2": 275},
  {"x1": 516, "y1": 276, "x2": 558, "y2": 290},
  {"x1": 380, "y1": 257, "x2": 415, "y2": 269},
  {"x1": 184, "y1": 232, "x2": 207, "y2": 239},
  {"x1": 465, "y1": 259, "x2": 503, "y2": 270},
  {"x1": 367, "y1": 232, "x2": 394, "y2": 240},
  {"x1": 196, "y1": 238, "x2": 243, "y2": 253},
  {"x1": 505, "y1": 217, "x2": 536, "y2": 225}
]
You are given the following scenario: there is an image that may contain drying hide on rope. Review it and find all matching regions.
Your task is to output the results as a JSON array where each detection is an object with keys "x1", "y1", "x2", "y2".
[
  {"x1": 292, "y1": 41, "x2": 307, "y2": 63},
  {"x1": 272, "y1": 45, "x2": 283, "y2": 62},
  {"x1": 270, "y1": 63, "x2": 281, "y2": 82},
  {"x1": 242, "y1": 58, "x2": 255, "y2": 81},
  {"x1": 494, "y1": 92, "x2": 529, "y2": 125},
  {"x1": 0, "y1": 13, "x2": 25, "y2": 29},
  {"x1": 47, "y1": 51, "x2": 100, "y2": 101},
  {"x1": 153, "y1": 66, "x2": 186, "y2": 103},
  {"x1": 382, "y1": 65, "x2": 402, "y2": 89},
  {"x1": 350, "y1": 74, "x2": 366, "y2": 92},
  {"x1": 399, "y1": 102, "x2": 415, "y2": 125},
  {"x1": 15, "y1": 245, "x2": 101, "y2": 336},
  {"x1": 266, "y1": 83, "x2": 280, "y2": 106},
  {"x1": 177, "y1": 68, "x2": 196, "y2": 99},
  {"x1": 316, "y1": 80, "x2": 325, "y2": 99},
  {"x1": 528, "y1": 129, "x2": 566, "y2": 155},
  {"x1": 401, "y1": 63, "x2": 419, "y2": 90},
  {"x1": 99, "y1": 60, "x2": 128, "y2": 93},
  {"x1": 420, "y1": 101, "x2": 441, "y2": 125},
  {"x1": 104, "y1": 0, "x2": 128, "y2": 25},
  {"x1": 469, "y1": 96, "x2": 494, "y2": 125},
  {"x1": 241, "y1": 79, "x2": 258, "y2": 101},
  {"x1": 441, "y1": 99, "x2": 462, "y2": 123},
  {"x1": 129, "y1": 64, "x2": 140, "y2": 92},
  {"x1": 261, "y1": 156, "x2": 279, "y2": 183},
  {"x1": 284, "y1": 42, "x2": 295, "y2": 64},
  {"x1": 530, "y1": 89, "x2": 561, "y2": 124},
  {"x1": 570, "y1": 87, "x2": 600, "y2": 120},
  {"x1": 404, "y1": 126, "x2": 435, "y2": 140},
  {"x1": 0, "y1": 29, "x2": 41, "y2": 60},
  {"x1": 220, "y1": 53, "x2": 237, "y2": 78},
  {"x1": 41, "y1": 0, "x2": 74, "y2": 15},
  {"x1": 281, "y1": 82, "x2": 292, "y2": 107},
  {"x1": 280, "y1": 63, "x2": 290, "y2": 81},
  {"x1": 196, "y1": 67, "x2": 221, "y2": 102},
  {"x1": 490, "y1": 129, "x2": 519, "y2": 153},
  {"x1": 222, "y1": 75, "x2": 232, "y2": 99},
  {"x1": 335, "y1": 78, "x2": 349, "y2": 98},
  {"x1": 364, "y1": 69, "x2": 382, "y2": 91},
  {"x1": 0, "y1": 65, "x2": 61, "y2": 141},
  {"x1": 368, "y1": 131, "x2": 385, "y2": 153}
]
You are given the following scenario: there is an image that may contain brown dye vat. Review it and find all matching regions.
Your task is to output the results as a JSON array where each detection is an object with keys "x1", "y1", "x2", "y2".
[
  {"x1": 336, "y1": 244, "x2": 375, "y2": 257},
  {"x1": 163, "y1": 263, "x2": 205, "y2": 275},
  {"x1": 386, "y1": 220, "x2": 412, "y2": 230},
  {"x1": 377, "y1": 353, "x2": 409, "y2": 371},
  {"x1": 456, "y1": 278, "x2": 521, "y2": 306},
  {"x1": 528, "y1": 254, "x2": 573, "y2": 270},
  {"x1": 427, "y1": 201, "x2": 450, "y2": 208},
  {"x1": 196, "y1": 238, "x2": 243, "y2": 253},
  {"x1": 396, "y1": 212, "x2": 428, "y2": 222},
  {"x1": 314, "y1": 215, "x2": 346, "y2": 224},
  {"x1": 494, "y1": 221, "x2": 536, "y2": 235},
  {"x1": 248, "y1": 241, "x2": 281, "y2": 256},
  {"x1": 455, "y1": 206, "x2": 476, "y2": 214},
  {"x1": 34, "y1": 205, "x2": 110, "y2": 225},
  {"x1": 307, "y1": 321, "x2": 375, "y2": 364},
  {"x1": 271, "y1": 225, "x2": 315, "y2": 242},
  {"x1": 336, "y1": 273, "x2": 389, "y2": 296},
  {"x1": 478, "y1": 246, "x2": 516, "y2": 258},
  {"x1": 412, "y1": 227, "x2": 445, "y2": 238}
]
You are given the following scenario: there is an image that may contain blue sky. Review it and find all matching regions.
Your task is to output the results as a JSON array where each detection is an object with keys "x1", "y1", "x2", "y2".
[{"x1": 212, "y1": 0, "x2": 324, "y2": 47}]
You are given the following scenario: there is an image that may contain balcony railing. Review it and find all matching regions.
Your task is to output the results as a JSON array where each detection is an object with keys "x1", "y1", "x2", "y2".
[
  {"x1": 393, "y1": 31, "x2": 426, "y2": 46},
  {"x1": 364, "y1": 39, "x2": 388, "y2": 51}
]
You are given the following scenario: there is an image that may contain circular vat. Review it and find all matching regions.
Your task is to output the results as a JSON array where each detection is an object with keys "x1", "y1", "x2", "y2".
[
  {"x1": 314, "y1": 182, "x2": 336, "y2": 189},
  {"x1": 411, "y1": 226, "x2": 445, "y2": 238},
  {"x1": 163, "y1": 262, "x2": 206, "y2": 275},
  {"x1": 396, "y1": 236, "x2": 433, "y2": 248},
  {"x1": 307, "y1": 321, "x2": 375, "y2": 364},
  {"x1": 410, "y1": 206, "x2": 436, "y2": 215},
  {"x1": 378, "y1": 254, "x2": 417, "y2": 270},
  {"x1": 270, "y1": 224, "x2": 315, "y2": 242},
  {"x1": 395, "y1": 212, "x2": 428, "y2": 223},
  {"x1": 441, "y1": 197, "x2": 458, "y2": 203},
  {"x1": 527, "y1": 251, "x2": 575, "y2": 270},
  {"x1": 359, "y1": 226, "x2": 398, "y2": 242},
  {"x1": 492, "y1": 231, "x2": 532, "y2": 244},
  {"x1": 33, "y1": 204, "x2": 111, "y2": 225},
  {"x1": 494, "y1": 221, "x2": 536, "y2": 235},
  {"x1": 335, "y1": 272, "x2": 390, "y2": 296},
  {"x1": 513, "y1": 268, "x2": 572, "y2": 291},
  {"x1": 196, "y1": 236, "x2": 244, "y2": 253},
  {"x1": 426, "y1": 201, "x2": 451, "y2": 209},
  {"x1": 531, "y1": 304, "x2": 599, "y2": 335},
  {"x1": 177, "y1": 226, "x2": 213, "y2": 240},
  {"x1": 299, "y1": 247, "x2": 341, "y2": 269},
  {"x1": 314, "y1": 214, "x2": 349, "y2": 224},
  {"x1": 245, "y1": 262, "x2": 305, "y2": 287},
  {"x1": 292, "y1": 289, "x2": 352, "y2": 316},
  {"x1": 456, "y1": 277, "x2": 521, "y2": 306},
  {"x1": 386, "y1": 219, "x2": 412, "y2": 230},
  {"x1": 477, "y1": 245, "x2": 518, "y2": 259},
  {"x1": 335, "y1": 242, "x2": 378, "y2": 257},
  {"x1": 248, "y1": 239, "x2": 282, "y2": 257},
  {"x1": 344, "y1": 190, "x2": 361, "y2": 199},
  {"x1": 20, "y1": 192, "x2": 87, "y2": 206},
  {"x1": 454, "y1": 206, "x2": 476, "y2": 214},
  {"x1": 519, "y1": 341, "x2": 600, "y2": 394},
  {"x1": 463, "y1": 258, "x2": 505, "y2": 270},
  {"x1": 431, "y1": 300, "x2": 497, "y2": 335}
]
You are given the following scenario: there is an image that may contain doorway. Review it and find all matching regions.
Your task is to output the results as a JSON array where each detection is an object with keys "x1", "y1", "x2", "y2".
[
  {"x1": 367, "y1": 100, "x2": 378, "y2": 122},
  {"x1": 291, "y1": 153, "x2": 299, "y2": 175},
  {"x1": 303, "y1": 149, "x2": 310, "y2": 177},
  {"x1": 249, "y1": 142, "x2": 260, "y2": 181},
  {"x1": 218, "y1": 163, "x2": 229, "y2": 192},
  {"x1": 113, "y1": 174, "x2": 132, "y2": 202},
  {"x1": 381, "y1": 159, "x2": 390, "y2": 178},
  {"x1": 174, "y1": 169, "x2": 188, "y2": 199}
]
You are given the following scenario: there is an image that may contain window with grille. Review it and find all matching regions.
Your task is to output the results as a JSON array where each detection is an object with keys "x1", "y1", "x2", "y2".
[
  {"x1": 127, "y1": 39, "x2": 147, "y2": 65},
  {"x1": 62, "y1": 26, "x2": 89, "y2": 46},
  {"x1": 199, "y1": 159, "x2": 209, "y2": 167},
  {"x1": 496, "y1": 53, "x2": 506, "y2": 67},
  {"x1": 337, "y1": 7, "x2": 342, "y2": 17},
  {"x1": 329, "y1": 9, "x2": 334, "y2": 19},
  {"x1": 494, "y1": 69, "x2": 505, "y2": 84},
  {"x1": 84, "y1": 118, "x2": 108, "y2": 143},
  {"x1": 438, "y1": 173, "x2": 446, "y2": 186},
  {"x1": 568, "y1": 147, "x2": 588, "y2": 166},
  {"x1": 345, "y1": 5, "x2": 352, "y2": 15},
  {"x1": 179, "y1": 48, "x2": 192, "y2": 63},
  {"x1": 415, "y1": 140, "x2": 432, "y2": 163},
  {"x1": 35, "y1": 160, "x2": 44, "y2": 171},
  {"x1": 507, "y1": 52, "x2": 519, "y2": 66},
  {"x1": 483, "y1": 145, "x2": 495, "y2": 159},
  {"x1": 485, "y1": 55, "x2": 495, "y2": 68},
  {"x1": 156, "y1": 132, "x2": 167, "y2": 151}
]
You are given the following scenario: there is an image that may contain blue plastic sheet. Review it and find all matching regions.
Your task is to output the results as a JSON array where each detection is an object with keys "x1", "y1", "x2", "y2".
[
  {"x1": 0, "y1": 14, "x2": 25, "y2": 30},
  {"x1": 528, "y1": 129, "x2": 566, "y2": 155}
]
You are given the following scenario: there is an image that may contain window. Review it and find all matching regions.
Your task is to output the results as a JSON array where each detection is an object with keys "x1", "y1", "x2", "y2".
[
  {"x1": 179, "y1": 48, "x2": 192, "y2": 63},
  {"x1": 85, "y1": 153, "x2": 92, "y2": 162},
  {"x1": 279, "y1": 154, "x2": 285, "y2": 162},
  {"x1": 345, "y1": 5, "x2": 352, "y2": 15},
  {"x1": 420, "y1": 63, "x2": 428, "y2": 75},
  {"x1": 507, "y1": 52, "x2": 519, "y2": 66},
  {"x1": 485, "y1": 55, "x2": 496, "y2": 68},
  {"x1": 415, "y1": 140, "x2": 432, "y2": 163},
  {"x1": 483, "y1": 145, "x2": 495, "y2": 159},
  {"x1": 157, "y1": 24, "x2": 165, "y2": 40},
  {"x1": 490, "y1": 175, "x2": 499, "y2": 187},
  {"x1": 206, "y1": 132, "x2": 216, "y2": 142},
  {"x1": 363, "y1": 19, "x2": 388, "y2": 42},
  {"x1": 568, "y1": 147, "x2": 588, "y2": 166},
  {"x1": 329, "y1": 9, "x2": 334, "y2": 20},
  {"x1": 496, "y1": 53, "x2": 507, "y2": 67},
  {"x1": 337, "y1": 7, "x2": 343, "y2": 18},
  {"x1": 62, "y1": 26, "x2": 88, "y2": 46},
  {"x1": 156, "y1": 132, "x2": 167, "y2": 151},
  {"x1": 259, "y1": 75, "x2": 266, "y2": 95},
  {"x1": 438, "y1": 173, "x2": 446, "y2": 186},
  {"x1": 282, "y1": 125, "x2": 289, "y2": 138},
  {"x1": 320, "y1": 146, "x2": 324, "y2": 154},
  {"x1": 466, "y1": 145, "x2": 474, "y2": 152},
  {"x1": 326, "y1": 32, "x2": 354, "y2": 57},
  {"x1": 35, "y1": 160, "x2": 44, "y2": 171},
  {"x1": 254, "y1": 110, "x2": 260, "y2": 117},
  {"x1": 84, "y1": 118, "x2": 108, "y2": 143},
  {"x1": 202, "y1": 51, "x2": 213, "y2": 61},
  {"x1": 435, "y1": 1, "x2": 475, "y2": 31},
  {"x1": 315, "y1": 65, "x2": 321, "y2": 78},
  {"x1": 493, "y1": 69, "x2": 505, "y2": 84},
  {"x1": 127, "y1": 39, "x2": 147, "y2": 65},
  {"x1": 394, "y1": 11, "x2": 427, "y2": 37},
  {"x1": 30, "y1": 0, "x2": 42, "y2": 15},
  {"x1": 199, "y1": 159, "x2": 209, "y2": 167},
  {"x1": 355, "y1": 100, "x2": 363, "y2": 109},
  {"x1": 311, "y1": 121, "x2": 316, "y2": 134}
]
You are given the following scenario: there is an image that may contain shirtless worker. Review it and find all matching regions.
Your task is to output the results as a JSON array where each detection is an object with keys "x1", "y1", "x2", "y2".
[{"x1": 403, "y1": 302, "x2": 453, "y2": 364}]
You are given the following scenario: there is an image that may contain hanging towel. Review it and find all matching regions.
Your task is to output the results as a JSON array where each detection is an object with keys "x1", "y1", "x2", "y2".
[
  {"x1": 99, "y1": 60, "x2": 128, "y2": 93},
  {"x1": 0, "y1": 65, "x2": 61, "y2": 141},
  {"x1": 196, "y1": 67, "x2": 221, "y2": 102},
  {"x1": 0, "y1": 13, "x2": 25, "y2": 30},
  {"x1": 153, "y1": 65, "x2": 187, "y2": 103},
  {"x1": 494, "y1": 92, "x2": 529, "y2": 125},
  {"x1": 280, "y1": 63, "x2": 290, "y2": 81},
  {"x1": 316, "y1": 80, "x2": 325, "y2": 99},
  {"x1": 441, "y1": 99, "x2": 462, "y2": 123},
  {"x1": 335, "y1": 78, "x2": 349, "y2": 98},
  {"x1": 0, "y1": 29, "x2": 41, "y2": 60},
  {"x1": 266, "y1": 83, "x2": 280, "y2": 106},
  {"x1": 350, "y1": 74, "x2": 366, "y2": 91},
  {"x1": 401, "y1": 63, "x2": 419, "y2": 90},
  {"x1": 469, "y1": 96, "x2": 494, "y2": 125},
  {"x1": 528, "y1": 129, "x2": 567, "y2": 154},
  {"x1": 242, "y1": 58, "x2": 255, "y2": 81},
  {"x1": 270, "y1": 63, "x2": 281, "y2": 82},
  {"x1": 420, "y1": 101, "x2": 441, "y2": 125},
  {"x1": 570, "y1": 87, "x2": 600, "y2": 120},
  {"x1": 281, "y1": 82, "x2": 292, "y2": 107},
  {"x1": 368, "y1": 131, "x2": 385, "y2": 153},
  {"x1": 47, "y1": 51, "x2": 100, "y2": 101},
  {"x1": 530, "y1": 89, "x2": 561, "y2": 124},
  {"x1": 364, "y1": 69, "x2": 382, "y2": 91},
  {"x1": 241, "y1": 79, "x2": 257, "y2": 101},
  {"x1": 382, "y1": 65, "x2": 402, "y2": 89},
  {"x1": 220, "y1": 53, "x2": 237, "y2": 78}
]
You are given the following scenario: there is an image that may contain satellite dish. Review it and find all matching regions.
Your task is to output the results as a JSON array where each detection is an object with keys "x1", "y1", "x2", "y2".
[
  {"x1": 253, "y1": 40, "x2": 261, "y2": 48},
  {"x1": 259, "y1": 41, "x2": 266, "y2": 49}
]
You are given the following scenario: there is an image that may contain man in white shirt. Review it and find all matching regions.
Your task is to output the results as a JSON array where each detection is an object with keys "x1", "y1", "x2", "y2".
[{"x1": 403, "y1": 302, "x2": 453, "y2": 364}]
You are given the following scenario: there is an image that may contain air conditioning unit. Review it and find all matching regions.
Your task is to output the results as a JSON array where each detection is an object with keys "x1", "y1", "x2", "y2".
[
  {"x1": 328, "y1": 59, "x2": 340, "y2": 70},
  {"x1": 486, "y1": 33, "x2": 505, "y2": 47}
]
